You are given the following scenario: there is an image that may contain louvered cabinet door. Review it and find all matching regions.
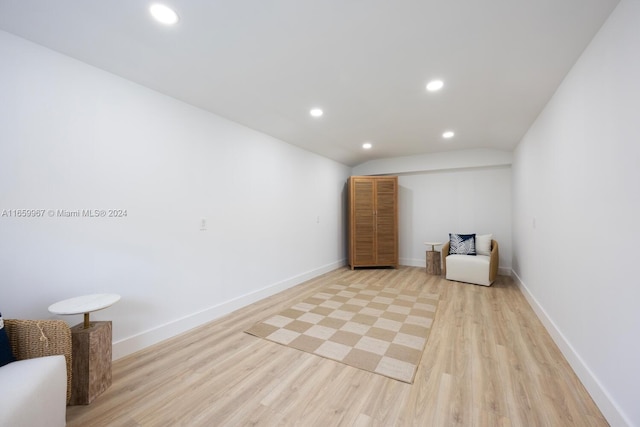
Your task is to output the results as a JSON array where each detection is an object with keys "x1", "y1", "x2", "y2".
[
  {"x1": 348, "y1": 176, "x2": 398, "y2": 269},
  {"x1": 375, "y1": 177, "x2": 398, "y2": 267},
  {"x1": 350, "y1": 177, "x2": 376, "y2": 267}
]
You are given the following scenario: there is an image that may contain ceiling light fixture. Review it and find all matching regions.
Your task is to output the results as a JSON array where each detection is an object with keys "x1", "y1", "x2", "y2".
[
  {"x1": 426, "y1": 80, "x2": 444, "y2": 92},
  {"x1": 310, "y1": 108, "x2": 323, "y2": 117},
  {"x1": 150, "y1": 4, "x2": 179, "y2": 25},
  {"x1": 362, "y1": 142, "x2": 372, "y2": 149},
  {"x1": 442, "y1": 131, "x2": 455, "y2": 139}
]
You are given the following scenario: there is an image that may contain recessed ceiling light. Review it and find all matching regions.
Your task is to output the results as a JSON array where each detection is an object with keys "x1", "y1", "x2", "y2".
[
  {"x1": 442, "y1": 131, "x2": 455, "y2": 139},
  {"x1": 310, "y1": 108, "x2": 323, "y2": 117},
  {"x1": 150, "y1": 4, "x2": 179, "y2": 25},
  {"x1": 362, "y1": 142, "x2": 372, "y2": 149},
  {"x1": 426, "y1": 80, "x2": 444, "y2": 92}
]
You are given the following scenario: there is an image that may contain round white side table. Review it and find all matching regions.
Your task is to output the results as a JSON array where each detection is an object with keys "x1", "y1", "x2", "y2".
[
  {"x1": 49, "y1": 293, "x2": 120, "y2": 329},
  {"x1": 48, "y1": 293, "x2": 120, "y2": 405}
]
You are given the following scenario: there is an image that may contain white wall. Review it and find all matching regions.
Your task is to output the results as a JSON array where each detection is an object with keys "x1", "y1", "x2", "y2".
[
  {"x1": 0, "y1": 30, "x2": 351, "y2": 359},
  {"x1": 397, "y1": 167, "x2": 511, "y2": 272},
  {"x1": 512, "y1": 1, "x2": 639, "y2": 425},
  {"x1": 353, "y1": 151, "x2": 512, "y2": 273},
  {"x1": 353, "y1": 148, "x2": 512, "y2": 176}
]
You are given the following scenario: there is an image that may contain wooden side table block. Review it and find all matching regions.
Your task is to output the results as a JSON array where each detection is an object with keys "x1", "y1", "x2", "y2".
[
  {"x1": 426, "y1": 251, "x2": 442, "y2": 275},
  {"x1": 70, "y1": 321, "x2": 112, "y2": 405}
]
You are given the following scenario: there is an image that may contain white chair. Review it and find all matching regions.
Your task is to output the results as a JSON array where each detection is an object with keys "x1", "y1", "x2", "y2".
[
  {"x1": 442, "y1": 239, "x2": 499, "y2": 286},
  {"x1": 0, "y1": 319, "x2": 71, "y2": 427}
]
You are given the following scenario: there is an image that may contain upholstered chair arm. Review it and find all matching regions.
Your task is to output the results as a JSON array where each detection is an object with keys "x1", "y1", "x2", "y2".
[
  {"x1": 489, "y1": 239, "x2": 499, "y2": 283},
  {"x1": 441, "y1": 241, "x2": 449, "y2": 276},
  {"x1": 5, "y1": 319, "x2": 72, "y2": 404}
]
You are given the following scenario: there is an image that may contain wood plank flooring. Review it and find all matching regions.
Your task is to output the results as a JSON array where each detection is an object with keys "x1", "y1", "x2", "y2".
[{"x1": 66, "y1": 267, "x2": 608, "y2": 426}]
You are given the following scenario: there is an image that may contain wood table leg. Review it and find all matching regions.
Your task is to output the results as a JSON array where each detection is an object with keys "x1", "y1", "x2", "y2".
[
  {"x1": 70, "y1": 321, "x2": 112, "y2": 405},
  {"x1": 426, "y1": 251, "x2": 442, "y2": 275}
]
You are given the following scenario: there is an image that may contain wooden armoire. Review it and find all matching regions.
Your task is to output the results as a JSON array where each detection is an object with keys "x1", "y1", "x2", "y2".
[{"x1": 348, "y1": 176, "x2": 398, "y2": 269}]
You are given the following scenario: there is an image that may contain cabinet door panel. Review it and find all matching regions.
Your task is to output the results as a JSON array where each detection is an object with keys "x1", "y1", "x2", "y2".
[
  {"x1": 352, "y1": 179, "x2": 375, "y2": 265},
  {"x1": 375, "y1": 178, "x2": 397, "y2": 265}
]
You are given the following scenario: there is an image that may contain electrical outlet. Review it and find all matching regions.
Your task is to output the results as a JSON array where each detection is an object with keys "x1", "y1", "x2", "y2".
[{"x1": 200, "y1": 218, "x2": 207, "y2": 231}]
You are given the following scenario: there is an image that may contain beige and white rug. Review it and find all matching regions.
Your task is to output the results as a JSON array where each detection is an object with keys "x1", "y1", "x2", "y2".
[{"x1": 245, "y1": 283, "x2": 439, "y2": 383}]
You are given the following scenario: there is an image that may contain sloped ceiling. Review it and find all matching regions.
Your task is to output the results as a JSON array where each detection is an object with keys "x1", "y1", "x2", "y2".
[{"x1": 0, "y1": 0, "x2": 620, "y2": 166}]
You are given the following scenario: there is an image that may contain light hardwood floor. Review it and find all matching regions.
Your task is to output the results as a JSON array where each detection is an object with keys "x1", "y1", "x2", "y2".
[{"x1": 67, "y1": 267, "x2": 608, "y2": 426}]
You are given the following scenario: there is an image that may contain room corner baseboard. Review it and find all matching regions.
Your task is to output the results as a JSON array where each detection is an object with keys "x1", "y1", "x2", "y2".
[
  {"x1": 498, "y1": 267, "x2": 511, "y2": 276},
  {"x1": 112, "y1": 259, "x2": 347, "y2": 361},
  {"x1": 511, "y1": 270, "x2": 631, "y2": 427}
]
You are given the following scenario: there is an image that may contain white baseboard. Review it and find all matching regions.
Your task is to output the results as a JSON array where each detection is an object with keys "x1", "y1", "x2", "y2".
[
  {"x1": 497, "y1": 267, "x2": 511, "y2": 276},
  {"x1": 399, "y1": 257, "x2": 512, "y2": 277},
  {"x1": 511, "y1": 270, "x2": 630, "y2": 427},
  {"x1": 399, "y1": 257, "x2": 427, "y2": 268},
  {"x1": 112, "y1": 259, "x2": 347, "y2": 360}
]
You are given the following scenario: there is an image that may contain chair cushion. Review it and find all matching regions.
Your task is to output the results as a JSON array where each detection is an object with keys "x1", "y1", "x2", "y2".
[
  {"x1": 0, "y1": 355, "x2": 67, "y2": 427},
  {"x1": 446, "y1": 254, "x2": 492, "y2": 286}
]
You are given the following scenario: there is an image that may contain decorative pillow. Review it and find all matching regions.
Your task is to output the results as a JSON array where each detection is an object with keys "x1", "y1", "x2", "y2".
[
  {"x1": 0, "y1": 312, "x2": 16, "y2": 367},
  {"x1": 476, "y1": 234, "x2": 493, "y2": 256},
  {"x1": 449, "y1": 233, "x2": 476, "y2": 255}
]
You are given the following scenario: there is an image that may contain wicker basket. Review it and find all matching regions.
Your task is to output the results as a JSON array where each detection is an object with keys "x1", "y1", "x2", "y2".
[{"x1": 5, "y1": 319, "x2": 72, "y2": 404}]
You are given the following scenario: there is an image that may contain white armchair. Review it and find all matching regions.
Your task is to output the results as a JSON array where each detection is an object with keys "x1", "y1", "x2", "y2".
[
  {"x1": 442, "y1": 239, "x2": 499, "y2": 286},
  {"x1": 0, "y1": 319, "x2": 71, "y2": 427}
]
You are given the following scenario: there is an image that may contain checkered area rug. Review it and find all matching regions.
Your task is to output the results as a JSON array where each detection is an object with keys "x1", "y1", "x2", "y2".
[{"x1": 245, "y1": 283, "x2": 439, "y2": 383}]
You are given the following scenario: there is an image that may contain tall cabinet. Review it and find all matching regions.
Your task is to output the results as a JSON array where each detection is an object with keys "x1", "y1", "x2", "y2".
[{"x1": 348, "y1": 176, "x2": 398, "y2": 269}]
